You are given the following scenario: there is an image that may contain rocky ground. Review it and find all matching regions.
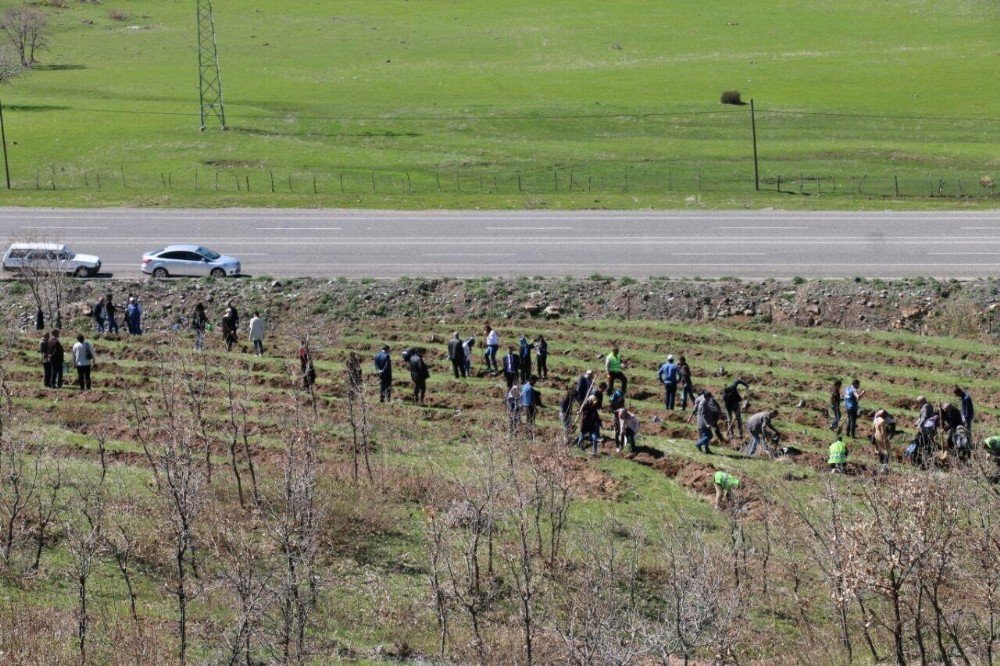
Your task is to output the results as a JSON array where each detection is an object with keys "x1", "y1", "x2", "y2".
[{"x1": 10, "y1": 275, "x2": 1000, "y2": 338}]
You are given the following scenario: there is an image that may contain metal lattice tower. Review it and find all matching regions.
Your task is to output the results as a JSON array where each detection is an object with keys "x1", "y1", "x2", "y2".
[{"x1": 196, "y1": 0, "x2": 226, "y2": 130}]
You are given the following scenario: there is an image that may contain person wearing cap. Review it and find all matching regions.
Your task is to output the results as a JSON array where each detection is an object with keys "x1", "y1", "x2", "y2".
[
  {"x1": 575, "y1": 369, "x2": 594, "y2": 405},
  {"x1": 374, "y1": 345, "x2": 392, "y2": 402},
  {"x1": 657, "y1": 354, "x2": 679, "y2": 410},
  {"x1": 605, "y1": 346, "x2": 628, "y2": 394}
]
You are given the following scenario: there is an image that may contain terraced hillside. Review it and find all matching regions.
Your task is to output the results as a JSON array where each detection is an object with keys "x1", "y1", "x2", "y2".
[{"x1": 1, "y1": 300, "x2": 999, "y2": 662}]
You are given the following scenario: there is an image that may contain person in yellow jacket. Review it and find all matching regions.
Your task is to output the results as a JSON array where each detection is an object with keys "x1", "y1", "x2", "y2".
[
  {"x1": 713, "y1": 470, "x2": 740, "y2": 510},
  {"x1": 829, "y1": 437, "x2": 848, "y2": 474}
]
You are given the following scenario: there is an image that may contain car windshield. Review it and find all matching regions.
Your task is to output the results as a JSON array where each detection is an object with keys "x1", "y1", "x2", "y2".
[{"x1": 197, "y1": 247, "x2": 221, "y2": 261}]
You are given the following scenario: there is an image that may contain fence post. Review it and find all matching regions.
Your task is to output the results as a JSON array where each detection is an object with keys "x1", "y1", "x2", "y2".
[
  {"x1": 84, "y1": 171, "x2": 90, "y2": 189},
  {"x1": 214, "y1": 171, "x2": 219, "y2": 191},
  {"x1": 313, "y1": 175, "x2": 317, "y2": 194},
  {"x1": 371, "y1": 170, "x2": 376, "y2": 193},
  {"x1": 339, "y1": 173, "x2": 344, "y2": 193},
  {"x1": 894, "y1": 175, "x2": 899, "y2": 197},
  {"x1": 120, "y1": 167, "x2": 126, "y2": 189},
  {"x1": 288, "y1": 174, "x2": 293, "y2": 192},
  {"x1": 517, "y1": 172, "x2": 522, "y2": 193},
  {"x1": 194, "y1": 168, "x2": 199, "y2": 190},
  {"x1": 623, "y1": 166, "x2": 629, "y2": 192},
  {"x1": 96, "y1": 172, "x2": 101, "y2": 191},
  {"x1": 269, "y1": 170, "x2": 275, "y2": 193},
  {"x1": 245, "y1": 175, "x2": 250, "y2": 192}
]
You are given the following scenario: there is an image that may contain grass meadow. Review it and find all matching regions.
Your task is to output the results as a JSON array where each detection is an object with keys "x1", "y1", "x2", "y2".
[{"x1": 0, "y1": 0, "x2": 996, "y2": 208}]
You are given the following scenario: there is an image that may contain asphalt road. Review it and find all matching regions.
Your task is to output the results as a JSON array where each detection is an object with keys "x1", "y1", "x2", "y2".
[{"x1": 0, "y1": 208, "x2": 998, "y2": 279}]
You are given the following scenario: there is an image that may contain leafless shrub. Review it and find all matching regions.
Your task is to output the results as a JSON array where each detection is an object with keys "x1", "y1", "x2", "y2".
[
  {"x1": 0, "y1": 5, "x2": 47, "y2": 67},
  {"x1": 107, "y1": 8, "x2": 128, "y2": 21}
]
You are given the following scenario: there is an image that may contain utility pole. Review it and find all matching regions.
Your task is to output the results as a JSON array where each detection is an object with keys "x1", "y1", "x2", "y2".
[
  {"x1": 750, "y1": 98, "x2": 760, "y2": 192},
  {"x1": 196, "y1": 0, "x2": 226, "y2": 131},
  {"x1": 0, "y1": 100, "x2": 10, "y2": 189}
]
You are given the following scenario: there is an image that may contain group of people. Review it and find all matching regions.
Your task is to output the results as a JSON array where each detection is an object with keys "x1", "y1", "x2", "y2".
[
  {"x1": 88, "y1": 293, "x2": 144, "y2": 336},
  {"x1": 39, "y1": 329, "x2": 96, "y2": 391}
]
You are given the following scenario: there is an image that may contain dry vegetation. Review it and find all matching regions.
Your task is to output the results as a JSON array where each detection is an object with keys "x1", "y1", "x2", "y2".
[{"x1": 0, "y1": 276, "x2": 998, "y2": 662}]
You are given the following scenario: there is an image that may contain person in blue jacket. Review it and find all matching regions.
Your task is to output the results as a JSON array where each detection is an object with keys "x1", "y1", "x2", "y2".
[
  {"x1": 657, "y1": 354, "x2": 679, "y2": 410},
  {"x1": 518, "y1": 335, "x2": 534, "y2": 383}
]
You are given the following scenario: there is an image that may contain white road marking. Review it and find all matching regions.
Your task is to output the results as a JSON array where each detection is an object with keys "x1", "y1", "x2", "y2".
[
  {"x1": 255, "y1": 227, "x2": 342, "y2": 231},
  {"x1": 486, "y1": 226, "x2": 573, "y2": 231},
  {"x1": 423, "y1": 253, "x2": 517, "y2": 257},
  {"x1": 715, "y1": 226, "x2": 808, "y2": 230},
  {"x1": 926, "y1": 252, "x2": 1000, "y2": 256},
  {"x1": 17, "y1": 225, "x2": 109, "y2": 230}
]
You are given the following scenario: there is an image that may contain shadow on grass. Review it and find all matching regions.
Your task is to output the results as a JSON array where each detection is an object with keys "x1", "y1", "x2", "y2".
[
  {"x1": 4, "y1": 104, "x2": 71, "y2": 112},
  {"x1": 34, "y1": 64, "x2": 87, "y2": 71}
]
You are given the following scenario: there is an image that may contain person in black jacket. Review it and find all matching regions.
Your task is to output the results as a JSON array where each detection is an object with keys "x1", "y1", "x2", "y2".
[
  {"x1": 408, "y1": 348, "x2": 430, "y2": 405},
  {"x1": 447, "y1": 332, "x2": 466, "y2": 379},
  {"x1": 191, "y1": 303, "x2": 208, "y2": 351},
  {"x1": 575, "y1": 370, "x2": 594, "y2": 405},
  {"x1": 723, "y1": 378, "x2": 750, "y2": 439},
  {"x1": 535, "y1": 335, "x2": 549, "y2": 379},
  {"x1": 502, "y1": 346, "x2": 519, "y2": 390},
  {"x1": 47, "y1": 329, "x2": 64, "y2": 388},
  {"x1": 374, "y1": 345, "x2": 392, "y2": 402},
  {"x1": 40, "y1": 331, "x2": 51, "y2": 387},
  {"x1": 105, "y1": 294, "x2": 119, "y2": 335},
  {"x1": 221, "y1": 304, "x2": 239, "y2": 352}
]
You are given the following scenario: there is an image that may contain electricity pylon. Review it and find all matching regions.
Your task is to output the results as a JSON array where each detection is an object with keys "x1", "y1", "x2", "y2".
[{"x1": 196, "y1": 0, "x2": 226, "y2": 130}]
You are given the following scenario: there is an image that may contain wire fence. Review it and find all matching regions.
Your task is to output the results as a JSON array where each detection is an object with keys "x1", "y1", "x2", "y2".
[{"x1": 14, "y1": 163, "x2": 998, "y2": 200}]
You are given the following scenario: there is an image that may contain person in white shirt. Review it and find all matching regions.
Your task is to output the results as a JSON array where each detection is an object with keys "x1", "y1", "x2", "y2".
[
  {"x1": 71, "y1": 333, "x2": 96, "y2": 391},
  {"x1": 248, "y1": 312, "x2": 265, "y2": 355},
  {"x1": 484, "y1": 325, "x2": 500, "y2": 375}
]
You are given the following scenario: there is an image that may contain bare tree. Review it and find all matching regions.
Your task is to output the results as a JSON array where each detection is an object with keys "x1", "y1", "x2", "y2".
[
  {"x1": 345, "y1": 352, "x2": 373, "y2": 486},
  {"x1": 554, "y1": 521, "x2": 645, "y2": 665},
  {"x1": 0, "y1": 6, "x2": 47, "y2": 68},
  {"x1": 16, "y1": 239, "x2": 72, "y2": 332}
]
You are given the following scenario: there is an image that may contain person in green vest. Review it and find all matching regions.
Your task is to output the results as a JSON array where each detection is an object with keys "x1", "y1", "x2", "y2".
[
  {"x1": 713, "y1": 470, "x2": 740, "y2": 510},
  {"x1": 829, "y1": 437, "x2": 848, "y2": 474},
  {"x1": 984, "y1": 436, "x2": 1000, "y2": 461},
  {"x1": 605, "y1": 346, "x2": 628, "y2": 394}
]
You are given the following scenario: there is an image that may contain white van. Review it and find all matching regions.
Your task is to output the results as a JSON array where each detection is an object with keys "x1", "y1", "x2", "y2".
[{"x1": 1, "y1": 243, "x2": 102, "y2": 277}]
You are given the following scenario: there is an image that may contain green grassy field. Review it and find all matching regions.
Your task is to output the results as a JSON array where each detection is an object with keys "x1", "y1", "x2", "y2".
[
  {"x1": 2, "y1": 291, "x2": 1000, "y2": 661},
  {"x1": 0, "y1": 0, "x2": 997, "y2": 208}
]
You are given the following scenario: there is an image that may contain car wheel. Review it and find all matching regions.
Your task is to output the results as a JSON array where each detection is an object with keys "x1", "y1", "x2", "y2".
[
  {"x1": 152, "y1": 267, "x2": 169, "y2": 278},
  {"x1": 210, "y1": 268, "x2": 226, "y2": 278},
  {"x1": 74, "y1": 266, "x2": 88, "y2": 278}
]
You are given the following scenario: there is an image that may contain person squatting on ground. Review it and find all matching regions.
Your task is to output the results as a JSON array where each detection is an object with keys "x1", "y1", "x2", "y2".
[
  {"x1": 71, "y1": 333, "x2": 95, "y2": 391},
  {"x1": 723, "y1": 378, "x2": 749, "y2": 439},
  {"x1": 829, "y1": 436, "x2": 848, "y2": 474},
  {"x1": 615, "y1": 406, "x2": 639, "y2": 454},
  {"x1": 484, "y1": 325, "x2": 500, "y2": 375},
  {"x1": 605, "y1": 346, "x2": 627, "y2": 393},
  {"x1": 657, "y1": 354, "x2": 679, "y2": 410},
  {"x1": 535, "y1": 335, "x2": 548, "y2": 379},
  {"x1": 713, "y1": 471, "x2": 740, "y2": 510},
  {"x1": 518, "y1": 334, "x2": 534, "y2": 383},
  {"x1": 248, "y1": 311, "x2": 266, "y2": 356},
  {"x1": 502, "y1": 346, "x2": 519, "y2": 390},
  {"x1": 374, "y1": 345, "x2": 392, "y2": 402},
  {"x1": 191, "y1": 303, "x2": 208, "y2": 351},
  {"x1": 690, "y1": 390, "x2": 721, "y2": 454},
  {"x1": 843, "y1": 378, "x2": 864, "y2": 438},
  {"x1": 744, "y1": 409, "x2": 780, "y2": 457},
  {"x1": 447, "y1": 332, "x2": 467, "y2": 379},
  {"x1": 407, "y1": 348, "x2": 429, "y2": 405},
  {"x1": 47, "y1": 329, "x2": 65, "y2": 389}
]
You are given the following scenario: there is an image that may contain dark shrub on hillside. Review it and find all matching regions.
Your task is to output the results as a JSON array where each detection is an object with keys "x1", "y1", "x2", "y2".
[{"x1": 720, "y1": 90, "x2": 743, "y2": 105}]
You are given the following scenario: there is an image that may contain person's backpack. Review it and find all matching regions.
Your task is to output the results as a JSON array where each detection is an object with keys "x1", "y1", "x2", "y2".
[{"x1": 706, "y1": 398, "x2": 721, "y2": 423}]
